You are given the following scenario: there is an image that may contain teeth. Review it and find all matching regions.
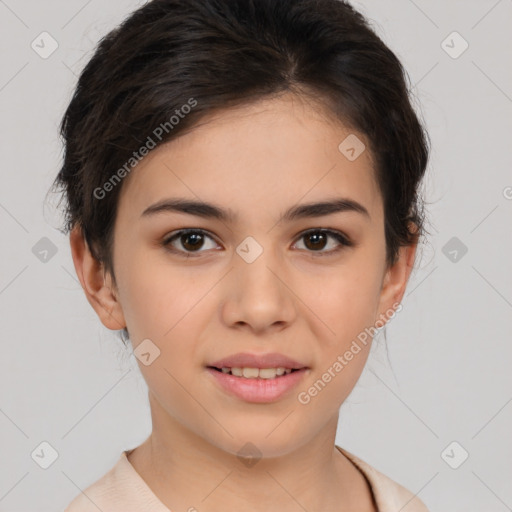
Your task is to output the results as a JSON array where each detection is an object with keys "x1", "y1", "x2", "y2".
[
  {"x1": 258, "y1": 368, "x2": 278, "y2": 379},
  {"x1": 243, "y1": 367, "x2": 260, "y2": 378},
  {"x1": 220, "y1": 367, "x2": 294, "y2": 379}
]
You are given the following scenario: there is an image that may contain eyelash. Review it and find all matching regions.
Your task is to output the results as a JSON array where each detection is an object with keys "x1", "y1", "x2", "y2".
[{"x1": 161, "y1": 228, "x2": 353, "y2": 258}]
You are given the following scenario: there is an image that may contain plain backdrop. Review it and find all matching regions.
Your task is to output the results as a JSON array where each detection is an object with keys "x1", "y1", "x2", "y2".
[{"x1": 0, "y1": 1, "x2": 511, "y2": 510}]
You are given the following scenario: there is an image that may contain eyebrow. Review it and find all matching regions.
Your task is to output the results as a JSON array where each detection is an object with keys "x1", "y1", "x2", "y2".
[{"x1": 141, "y1": 197, "x2": 370, "y2": 222}]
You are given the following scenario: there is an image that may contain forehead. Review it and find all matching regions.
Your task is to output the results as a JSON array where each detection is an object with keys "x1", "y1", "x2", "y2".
[{"x1": 116, "y1": 93, "x2": 382, "y2": 224}]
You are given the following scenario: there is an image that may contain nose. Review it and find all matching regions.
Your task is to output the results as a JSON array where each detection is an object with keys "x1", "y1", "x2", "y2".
[{"x1": 220, "y1": 243, "x2": 297, "y2": 334}]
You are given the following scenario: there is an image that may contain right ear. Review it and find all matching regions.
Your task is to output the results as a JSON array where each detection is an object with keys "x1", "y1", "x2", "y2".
[{"x1": 69, "y1": 225, "x2": 126, "y2": 331}]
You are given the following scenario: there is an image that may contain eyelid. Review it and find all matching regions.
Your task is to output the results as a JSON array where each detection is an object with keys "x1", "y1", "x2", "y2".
[
  {"x1": 162, "y1": 228, "x2": 220, "y2": 253},
  {"x1": 292, "y1": 228, "x2": 353, "y2": 257},
  {"x1": 162, "y1": 227, "x2": 353, "y2": 256},
  {"x1": 295, "y1": 227, "x2": 352, "y2": 245}
]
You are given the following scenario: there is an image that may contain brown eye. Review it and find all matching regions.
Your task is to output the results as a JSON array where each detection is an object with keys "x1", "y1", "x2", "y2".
[
  {"x1": 180, "y1": 232, "x2": 205, "y2": 251},
  {"x1": 163, "y1": 229, "x2": 218, "y2": 255},
  {"x1": 304, "y1": 231, "x2": 328, "y2": 251},
  {"x1": 294, "y1": 229, "x2": 352, "y2": 256},
  {"x1": 162, "y1": 228, "x2": 352, "y2": 258}
]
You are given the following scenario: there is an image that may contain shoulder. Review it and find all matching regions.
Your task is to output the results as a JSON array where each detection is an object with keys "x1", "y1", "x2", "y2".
[
  {"x1": 64, "y1": 454, "x2": 124, "y2": 512},
  {"x1": 336, "y1": 445, "x2": 431, "y2": 512},
  {"x1": 63, "y1": 451, "x2": 168, "y2": 512}
]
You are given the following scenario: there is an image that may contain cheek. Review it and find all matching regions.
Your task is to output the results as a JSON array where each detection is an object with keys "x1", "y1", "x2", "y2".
[
  {"x1": 299, "y1": 303, "x2": 375, "y2": 414},
  {"x1": 116, "y1": 256, "x2": 211, "y2": 388},
  {"x1": 116, "y1": 254, "x2": 208, "y2": 343},
  {"x1": 121, "y1": 264, "x2": 203, "y2": 409},
  {"x1": 307, "y1": 262, "x2": 383, "y2": 345},
  {"x1": 300, "y1": 258, "x2": 381, "y2": 407},
  {"x1": 298, "y1": 351, "x2": 371, "y2": 417}
]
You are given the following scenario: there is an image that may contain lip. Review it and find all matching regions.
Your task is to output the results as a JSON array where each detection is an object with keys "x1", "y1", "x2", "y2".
[
  {"x1": 208, "y1": 352, "x2": 308, "y2": 370},
  {"x1": 206, "y1": 367, "x2": 309, "y2": 403}
]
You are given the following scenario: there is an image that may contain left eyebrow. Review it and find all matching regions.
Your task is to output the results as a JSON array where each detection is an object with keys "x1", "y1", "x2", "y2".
[{"x1": 140, "y1": 197, "x2": 370, "y2": 222}]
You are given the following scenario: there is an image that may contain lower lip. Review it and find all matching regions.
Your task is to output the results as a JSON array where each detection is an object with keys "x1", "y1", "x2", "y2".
[{"x1": 206, "y1": 368, "x2": 308, "y2": 403}]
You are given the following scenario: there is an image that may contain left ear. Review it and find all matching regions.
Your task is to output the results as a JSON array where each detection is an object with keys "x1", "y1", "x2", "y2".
[{"x1": 376, "y1": 223, "x2": 418, "y2": 322}]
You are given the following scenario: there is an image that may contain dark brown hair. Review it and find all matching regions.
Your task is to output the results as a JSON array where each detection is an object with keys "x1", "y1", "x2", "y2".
[{"x1": 51, "y1": 0, "x2": 431, "y2": 342}]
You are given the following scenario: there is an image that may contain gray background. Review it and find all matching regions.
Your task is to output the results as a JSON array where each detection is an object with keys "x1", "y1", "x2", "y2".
[{"x1": 1, "y1": 0, "x2": 511, "y2": 510}]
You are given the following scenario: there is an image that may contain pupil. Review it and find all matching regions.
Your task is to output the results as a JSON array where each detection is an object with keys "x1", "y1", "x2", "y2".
[
  {"x1": 305, "y1": 232, "x2": 326, "y2": 251},
  {"x1": 182, "y1": 233, "x2": 203, "y2": 251}
]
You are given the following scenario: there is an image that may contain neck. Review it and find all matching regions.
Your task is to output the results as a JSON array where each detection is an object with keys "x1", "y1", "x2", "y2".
[{"x1": 127, "y1": 391, "x2": 376, "y2": 512}]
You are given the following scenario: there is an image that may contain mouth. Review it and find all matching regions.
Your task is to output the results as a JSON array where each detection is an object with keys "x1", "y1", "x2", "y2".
[
  {"x1": 207, "y1": 366, "x2": 303, "y2": 379},
  {"x1": 205, "y1": 365, "x2": 309, "y2": 403},
  {"x1": 205, "y1": 352, "x2": 310, "y2": 403}
]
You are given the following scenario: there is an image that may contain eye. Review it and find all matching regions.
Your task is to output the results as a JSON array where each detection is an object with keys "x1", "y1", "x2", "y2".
[
  {"x1": 161, "y1": 228, "x2": 353, "y2": 257},
  {"x1": 293, "y1": 228, "x2": 353, "y2": 256},
  {"x1": 162, "y1": 229, "x2": 219, "y2": 256}
]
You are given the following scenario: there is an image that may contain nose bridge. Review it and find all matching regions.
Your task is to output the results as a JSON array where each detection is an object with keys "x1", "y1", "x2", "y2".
[
  {"x1": 235, "y1": 233, "x2": 284, "y2": 294},
  {"x1": 222, "y1": 233, "x2": 296, "y2": 330}
]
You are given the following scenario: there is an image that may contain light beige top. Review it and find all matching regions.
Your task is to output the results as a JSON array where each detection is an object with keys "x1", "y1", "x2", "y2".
[{"x1": 64, "y1": 445, "x2": 430, "y2": 511}]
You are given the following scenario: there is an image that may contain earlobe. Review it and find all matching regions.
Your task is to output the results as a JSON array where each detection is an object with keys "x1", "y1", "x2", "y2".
[{"x1": 69, "y1": 225, "x2": 126, "y2": 331}]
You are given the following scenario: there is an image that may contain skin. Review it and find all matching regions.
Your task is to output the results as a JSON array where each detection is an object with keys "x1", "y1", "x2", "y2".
[{"x1": 70, "y1": 92, "x2": 417, "y2": 512}]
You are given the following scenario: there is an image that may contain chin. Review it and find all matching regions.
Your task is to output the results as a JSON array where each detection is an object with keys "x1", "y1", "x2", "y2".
[{"x1": 203, "y1": 425, "x2": 312, "y2": 462}]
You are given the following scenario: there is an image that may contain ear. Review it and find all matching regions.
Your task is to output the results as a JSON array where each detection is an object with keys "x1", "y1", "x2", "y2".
[
  {"x1": 69, "y1": 225, "x2": 126, "y2": 331},
  {"x1": 376, "y1": 223, "x2": 419, "y2": 323}
]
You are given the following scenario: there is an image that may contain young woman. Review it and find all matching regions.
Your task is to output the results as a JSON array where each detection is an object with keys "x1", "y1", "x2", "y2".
[{"x1": 54, "y1": 0, "x2": 431, "y2": 510}]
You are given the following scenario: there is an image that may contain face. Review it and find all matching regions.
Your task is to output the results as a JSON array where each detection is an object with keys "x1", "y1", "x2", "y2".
[{"x1": 76, "y1": 93, "x2": 414, "y2": 459}]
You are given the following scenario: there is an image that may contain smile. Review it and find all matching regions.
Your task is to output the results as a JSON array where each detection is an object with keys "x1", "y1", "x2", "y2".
[
  {"x1": 211, "y1": 366, "x2": 298, "y2": 379},
  {"x1": 206, "y1": 366, "x2": 308, "y2": 403}
]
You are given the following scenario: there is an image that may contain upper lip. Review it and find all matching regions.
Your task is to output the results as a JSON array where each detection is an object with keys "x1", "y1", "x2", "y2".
[{"x1": 208, "y1": 352, "x2": 309, "y2": 370}]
